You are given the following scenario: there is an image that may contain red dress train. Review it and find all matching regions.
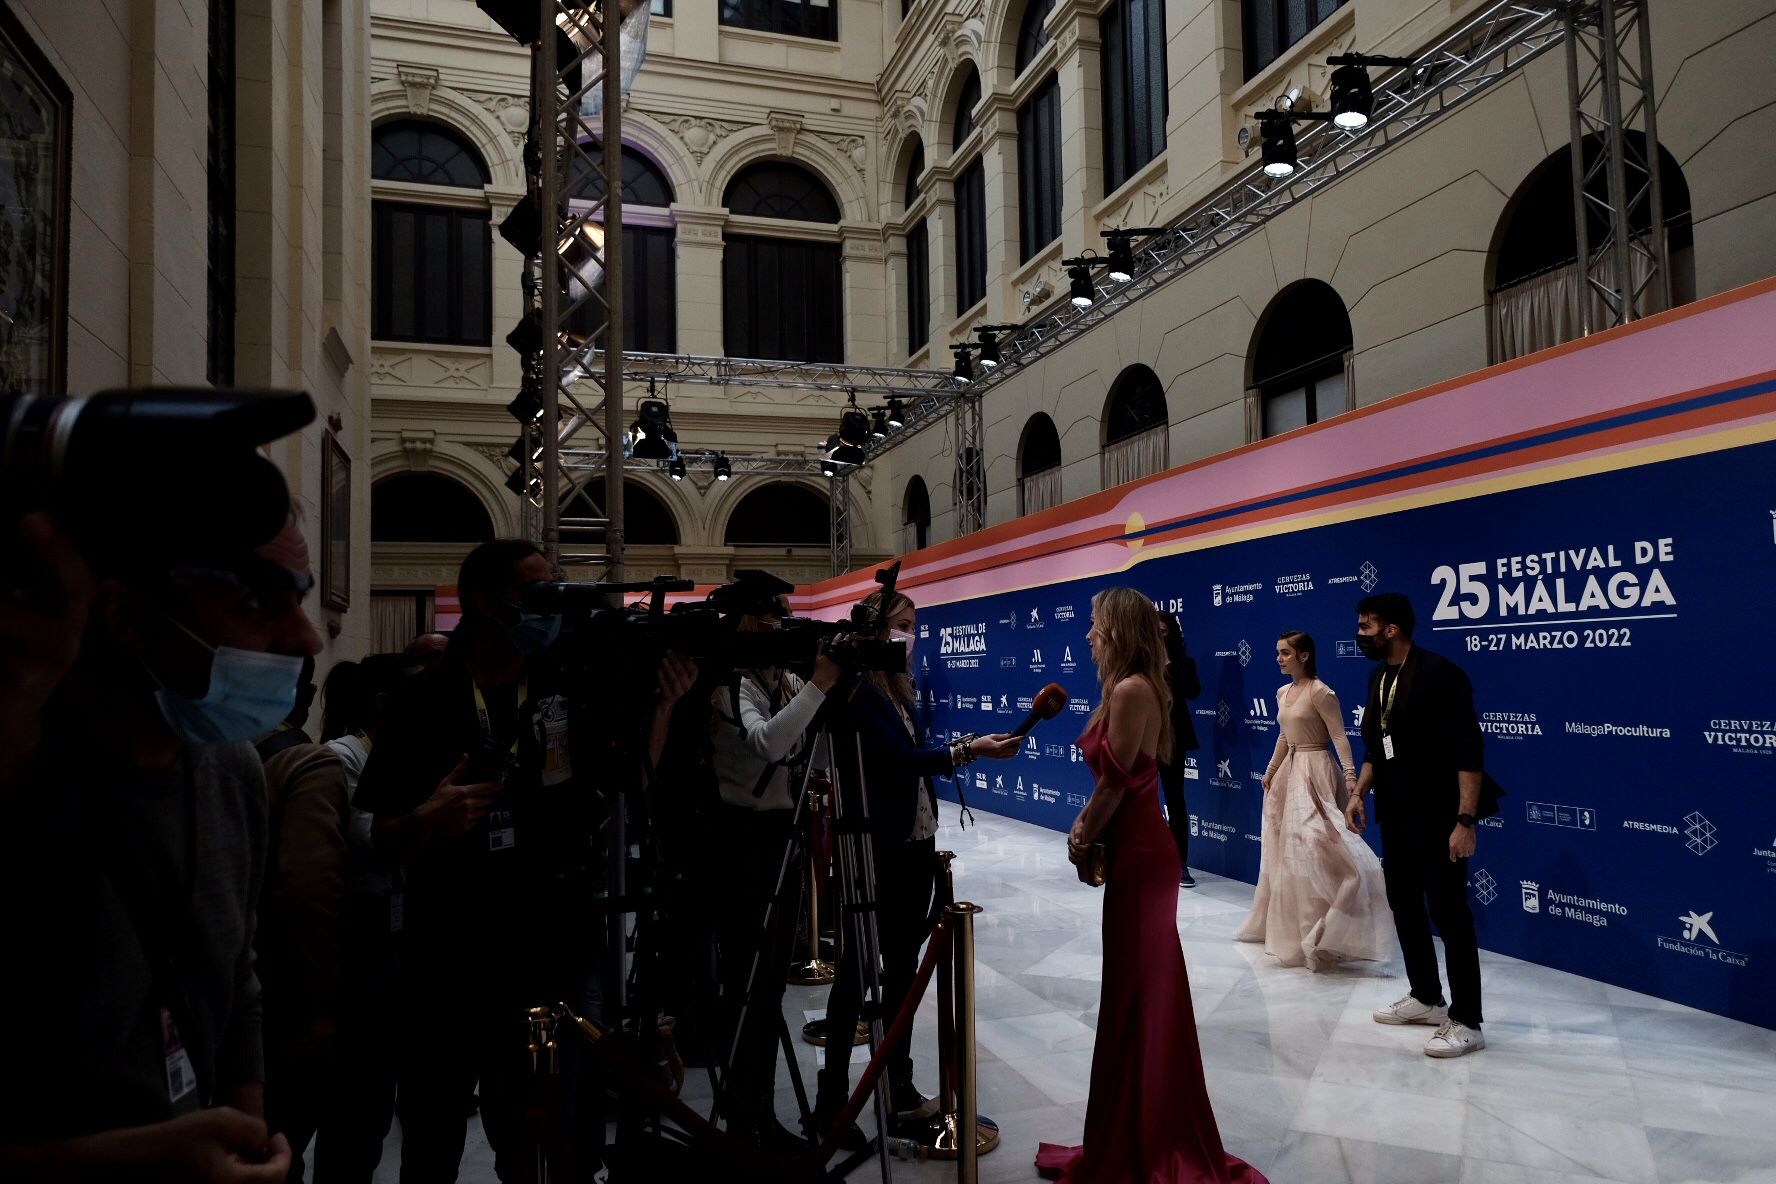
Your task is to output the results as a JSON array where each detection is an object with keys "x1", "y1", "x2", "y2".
[{"x1": 1035, "y1": 721, "x2": 1269, "y2": 1184}]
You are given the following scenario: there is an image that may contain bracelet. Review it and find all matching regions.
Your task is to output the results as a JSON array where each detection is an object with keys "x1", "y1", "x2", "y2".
[{"x1": 950, "y1": 733, "x2": 979, "y2": 768}]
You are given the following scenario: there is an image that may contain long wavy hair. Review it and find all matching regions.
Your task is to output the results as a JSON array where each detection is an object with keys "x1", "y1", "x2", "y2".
[
  {"x1": 856, "y1": 588, "x2": 917, "y2": 707},
  {"x1": 1085, "y1": 587, "x2": 1173, "y2": 763}
]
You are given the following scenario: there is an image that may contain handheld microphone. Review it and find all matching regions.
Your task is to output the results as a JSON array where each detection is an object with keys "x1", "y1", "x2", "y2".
[{"x1": 1012, "y1": 683, "x2": 1069, "y2": 737}]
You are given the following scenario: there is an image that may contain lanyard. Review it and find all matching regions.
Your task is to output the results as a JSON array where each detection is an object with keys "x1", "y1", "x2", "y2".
[
  {"x1": 471, "y1": 678, "x2": 529, "y2": 757},
  {"x1": 1380, "y1": 666, "x2": 1402, "y2": 732}
]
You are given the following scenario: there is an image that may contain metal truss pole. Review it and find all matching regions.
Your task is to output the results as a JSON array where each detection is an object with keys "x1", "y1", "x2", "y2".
[
  {"x1": 954, "y1": 394, "x2": 984, "y2": 535},
  {"x1": 830, "y1": 470, "x2": 853, "y2": 576},
  {"x1": 1563, "y1": 0, "x2": 1664, "y2": 335},
  {"x1": 599, "y1": 2, "x2": 625, "y2": 581},
  {"x1": 537, "y1": 0, "x2": 561, "y2": 568}
]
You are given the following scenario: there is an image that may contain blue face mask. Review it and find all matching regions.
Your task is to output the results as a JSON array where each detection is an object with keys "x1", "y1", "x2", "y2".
[
  {"x1": 502, "y1": 606, "x2": 562, "y2": 656},
  {"x1": 148, "y1": 616, "x2": 304, "y2": 745}
]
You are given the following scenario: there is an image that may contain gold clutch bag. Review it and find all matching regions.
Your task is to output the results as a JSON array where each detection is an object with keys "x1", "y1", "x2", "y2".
[{"x1": 1075, "y1": 842, "x2": 1108, "y2": 887}]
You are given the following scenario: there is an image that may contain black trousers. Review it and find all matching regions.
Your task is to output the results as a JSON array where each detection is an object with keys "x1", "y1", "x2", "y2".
[
  {"x1": 713, "y1": 806, "x2": 798, "y2": 1132},
  {"x1": 1379, "y1": 806, "x2": 1484, "y2": 1028},
  {"x1": 818, "y1": 834, "x2": 937, "y2": 1113},
  {"x1": 313, "y1": 899, "x2": 401, "y2": 1184},
  {"x1": 1158, "y1": 760, "x2": 1191, "y2": 870}
]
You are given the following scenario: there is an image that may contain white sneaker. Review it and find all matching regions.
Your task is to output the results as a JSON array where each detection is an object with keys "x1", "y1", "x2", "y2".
[
  {"x1": 1423, "y1": 1018, "x2": 1485, "y2": 1058},
  {"x1": 1372, "y1": 994, "x2": 1449, "y2": 1025}
]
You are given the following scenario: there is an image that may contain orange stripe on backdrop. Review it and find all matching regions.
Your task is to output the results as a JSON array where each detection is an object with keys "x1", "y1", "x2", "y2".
[{"x1": 804, "y1": 275, "x2": 1776, "y2": 603}]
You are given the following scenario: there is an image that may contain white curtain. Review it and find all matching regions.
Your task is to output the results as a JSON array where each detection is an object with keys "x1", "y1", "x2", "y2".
[
  {"x1": 371, "y1": 594, "x2": 420, "y2": 655},
  {"x1": 1020, "y1": 467, "x2": 1062, "y2": 515},
  {"x1": 1492, "y1": 248, "x2": 1659, "y2": 362},
  {"x1": 1101, "y1": 425, "x2": 1167, "y2": 488}
]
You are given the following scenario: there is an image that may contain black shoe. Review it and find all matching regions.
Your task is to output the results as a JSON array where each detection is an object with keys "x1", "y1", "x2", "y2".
[
  {"x1": 807, "y1": 1109, "x2": 868, "y2": 1151},
  {"x1": 889, "y1": 1087, "x2": 938, "y2": 1123},
  {"x1": 763, "y1": 1119, "x2": 811, "y2": 1154},
  {"x1": 1180, "y1": 870, "x2": 1197, "y2": 888}
]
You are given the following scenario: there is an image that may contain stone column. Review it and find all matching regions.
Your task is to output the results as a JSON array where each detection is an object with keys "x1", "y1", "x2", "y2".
[
  {"x1": 1051, "y1": 0, "x2": 1106, "y2": 254},
  {"x1": 841, "y1": 221, "x2": 888, "y2": 366},
  {"x1": 672, "y1": 205, "x2": 728, "y2": 356}
]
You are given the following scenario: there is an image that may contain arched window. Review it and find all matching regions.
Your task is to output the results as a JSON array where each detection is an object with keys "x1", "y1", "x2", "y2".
[
  {"x1": 725, "y1": 482, "x2": 830, "y2": 546},
  {"x1": 721, "y1": 0, "x2": 835, "y2": 41},
  {"x1": 949, "y1": 67, "x2": 987, "y2": 315},
  {"x1": 1489, "y1": 133, "x2": 1693, "y2": 363},
  {"x1": 1015, "y1": 0, "x2": 1061, "y2": 262},
  {"x1": 1102, "y1": 364, "x2": 1168, "y2": 486},
  {"x1": 1250, "y1": 280, "x2": 1352, "y2": 438},
  {"x1": 564, "y1": 143, "x2": 676, "y2": 353},
  {"x1": 1018, "y1": 413, "x2": 1063, "y2": 515},
  {"x1": 562, "y1": 480, "x2": 681, "y2": 547},
  {"x1": 1243, "y1": 0, "x2": 1345, "y2": 80},
  {"x1": 903, "y1": 140, "x2": 930, "y2": 357},
  {"x1": 1101, "y1": 0, "x2": 1167, "y2": 191},
  {"x1": 371, "y1": 473, "x2": 495, "y2": 542},
  {"x1": 372, "y1": 119, "x2": 490, "y2": 188},
  {"x1": 723, "y1": 162, "x2": 844, "y2": 363},
  {"x1": 371, "y1": 119, "x2": 492, "y2": 344},
  {"x1": 903, "y1": 476, "x2": 931, "y2": 552}
]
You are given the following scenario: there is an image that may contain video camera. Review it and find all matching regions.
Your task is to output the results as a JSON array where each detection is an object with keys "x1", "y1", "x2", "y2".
[{"x1": 1, "y1": 389, "x2": 316, "y2": 573}]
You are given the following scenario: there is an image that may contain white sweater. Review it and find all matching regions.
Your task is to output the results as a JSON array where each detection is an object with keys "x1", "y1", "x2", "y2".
[{"x1": 711, "y1": 672, "x2": 827, "y2": 811}]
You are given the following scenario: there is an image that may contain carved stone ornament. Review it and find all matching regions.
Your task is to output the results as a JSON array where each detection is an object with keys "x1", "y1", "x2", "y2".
[
  {"x1": 463, "y1": 91, "x2": 531, "y2": 146},
  {"x1": 818, "y1": 133, "x2": 869, "y2": 177},
  {"x1": 662, "y1": 116, "x2": 748, "y2": 163},
  {"x1": 397, "y1": 64, "x2": 440, "y2": 117},
  {"x1": 767, "y1": 112, "x2": 803, "y2": 157},
  {"x1": 467, "y1": 443, "x2": 514, "y2": 468},
  {"x1": 400, "y1": 430, "x2": 437, "y2": 470}
]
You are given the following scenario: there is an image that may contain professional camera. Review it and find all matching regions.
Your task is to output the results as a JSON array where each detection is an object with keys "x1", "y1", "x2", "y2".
[{"x1": 1, "y1": 389, "x2": 316, "y2": 571}]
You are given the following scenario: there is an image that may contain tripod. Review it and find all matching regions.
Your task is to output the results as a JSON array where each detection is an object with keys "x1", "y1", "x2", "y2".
[{"x1": 716, "y1": 686, "x2": 897, "y2": 1181}]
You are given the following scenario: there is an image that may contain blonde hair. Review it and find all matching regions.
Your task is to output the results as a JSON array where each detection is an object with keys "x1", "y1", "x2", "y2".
[
  {"x1": 856, "y1": 588, "x2": 917, "y2": 706},
  {"x1": 1085, "y1": 587, "x2": 1174, "y2": 763}
]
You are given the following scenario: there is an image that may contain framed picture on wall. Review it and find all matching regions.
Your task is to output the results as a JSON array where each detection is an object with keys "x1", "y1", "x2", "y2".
[
  {"x1": 0, "y1": 6, "x2": 72, "y2": 396},
  {"x1": 322, "y1": 432, "x2": 351, "y2": 611}
]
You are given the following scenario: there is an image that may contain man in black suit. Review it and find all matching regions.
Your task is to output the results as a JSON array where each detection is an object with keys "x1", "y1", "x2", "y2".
[
  {"x1": 1343, "y1": 592, "x2": 1487, "y2": 1058},
  {"x1": 1158, "y1": 614, "x2": 1202, "y2": 886}
]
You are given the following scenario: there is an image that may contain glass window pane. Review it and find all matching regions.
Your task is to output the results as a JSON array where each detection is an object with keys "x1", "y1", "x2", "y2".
[
  {"x1": 1264, "y1": 386, "x2": 1309, "y2": 436},
  {"x1": 458, "y1": 212, "x2": 489, "y2": 344},
  {"x1": 1312, "y1": 370, "x2": 1345, "y2": 420}
]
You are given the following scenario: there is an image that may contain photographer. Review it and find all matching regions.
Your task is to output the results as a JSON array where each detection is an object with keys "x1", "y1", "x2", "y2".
[
  {"x1": 0, "y1": 506, "x2": 323, "y2": 1182},
  {"x1": 354, "y1": 539, "x2": 595, "y2": 1183},
  {"x1": 813, "y1": 588, "x2": 1019, "y2": 1143},
  {"x1": 702, "y1": 572, "x2": 840, "y2": 1151}
]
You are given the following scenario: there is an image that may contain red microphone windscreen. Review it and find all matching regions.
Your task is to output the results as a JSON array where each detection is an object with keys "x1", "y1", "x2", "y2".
[{"x1": 1033, "y1": 683, "x2": 1069, "y2": 719}]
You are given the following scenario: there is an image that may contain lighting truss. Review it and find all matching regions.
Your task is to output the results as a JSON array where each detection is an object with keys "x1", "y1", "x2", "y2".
[
  {"x1": 567, "y1": 349, "x2": 960, "y2": 399},
  {"x1": 946, "y1": 0, "x2": 1571, "y2": 396}
]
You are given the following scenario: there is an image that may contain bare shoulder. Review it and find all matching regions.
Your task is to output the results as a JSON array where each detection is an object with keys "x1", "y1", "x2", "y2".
[{"x1": 1112, "y1": 675, "x2": 1160, "y2": 712}]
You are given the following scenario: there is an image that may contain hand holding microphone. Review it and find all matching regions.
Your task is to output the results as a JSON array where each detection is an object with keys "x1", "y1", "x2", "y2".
[{"x1": 1012, "y1": 683, "x2": 1070, "y2": 738}]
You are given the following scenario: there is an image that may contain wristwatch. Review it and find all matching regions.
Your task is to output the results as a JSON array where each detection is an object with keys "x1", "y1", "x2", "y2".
[{"x1": 1455, "y1": 812, "x2": 1477, "y2": 828}]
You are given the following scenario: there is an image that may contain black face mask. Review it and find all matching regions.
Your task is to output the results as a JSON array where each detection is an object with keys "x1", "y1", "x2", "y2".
[{"x1": 1355, "y1": 633, "x2": 1386, "y2": 661}]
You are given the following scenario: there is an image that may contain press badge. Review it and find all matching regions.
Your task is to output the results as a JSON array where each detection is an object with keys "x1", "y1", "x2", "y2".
[
  {"x1": 161, "y1": 1007, "x2": 197, "y2": 1103},
  {"x1": 539, "y1": 696, "x2": 572, "y2": 787},
  {"x1": 1382, "y1": 734, "x2": 1397, "y2": 760},
  {"x1": 488, "y1": 804, "x2": 516, "y2": 851}
]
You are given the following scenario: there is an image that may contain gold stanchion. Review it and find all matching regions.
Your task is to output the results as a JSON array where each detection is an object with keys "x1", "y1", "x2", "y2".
[
  {"x1": 787, "y1": 781, "x2": 835, "y2": 986},
  {"x1": 525, "y1": 1006, "x2": 561, "y2": 1184},
  {"x1": 927, "y1": 864, "x2": 998, "y2": 1163},
  {"x1": 945, "y1": 902, "x2": 990, "y2": 1182}
]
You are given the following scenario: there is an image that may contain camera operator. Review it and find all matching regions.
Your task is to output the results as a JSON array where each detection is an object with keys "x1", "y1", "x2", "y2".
[
  {"x1": 0, "y1": 507, "x2": 323, "y2": 1182},
  {"x1": 813, "y1": 588, "x2": 1019, "y2": 1144},
  {"x1": 353, "y1": 538, "x2": 598, "y2": 1184},
  {"x1": 701, "y1": 572, "x2": 841, "y2": 1151}
]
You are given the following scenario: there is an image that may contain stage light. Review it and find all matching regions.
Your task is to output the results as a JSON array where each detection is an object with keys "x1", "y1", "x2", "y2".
[
  {"x1": 499, "y1": 194, "x2": 542, "y2": 256},
  {"x1": 1068, "y1": 262, "x2": 1095, "y2": 308},
  {"x1": 1106, "y1": 234, "x2": 1136, "y2": 283},
  {"x1": 871, "y1": 409, "x2": 889, "y2": 439},
  {"x1": 713, "y1": 452, "x2": 732, "y2": 481},
  {"x1": 1329, "y1": 64, "x2": 1373, "y2": 130},
  {"x1": 506, "y1": 379, "x2": 544, "y2": 424},
  {"x1": 505, "y1": 437, "x2": 543, "y2": 464},
  {"x1": 820, "y1": 453, "x2": 838, "y2": 477},
  {"x1": 976, "y1": 328, "x2": 1002, "y2": 369},
  {"x1": 839, "y1": 397, "x2": 871, "y2": 450},
  {"x1": 668, "y1": 456, "x2": 685, "y2": 480},
  {"x1": 630, "y1": 397, "x2": 676, "y2": 460},
  {"x1": 504, "y1": 467, "x2": 527, "y2": 495},
  {"x1": 1258, "y1": 111, "x2": 1298, "y2": 178},
  {"x1": 885, "y1": 398, "x2": 905, "y2": 429},
  {"x1": 506, "y1": 314, "x2": 543, "y2": 357},
  {"x1": 951, "y1": 346, "x2": 974, "y2": 384}
]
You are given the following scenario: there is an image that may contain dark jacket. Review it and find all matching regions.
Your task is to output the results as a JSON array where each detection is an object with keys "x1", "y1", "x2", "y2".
[
  {"x1": 1161, "y1": 629, "x2": 1201, "y2": 771},
  {"x1": 1360, "y1": 645, "x2": 1484, "y2": 825},
  {"x1": 845, "y1": 679, "x2": 951, "y2": 844}
]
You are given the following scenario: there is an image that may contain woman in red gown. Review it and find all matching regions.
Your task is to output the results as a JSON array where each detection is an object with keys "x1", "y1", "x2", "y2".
[{"x1": 1037, "y1": 588, "x2": 1270, "y2": 1184}]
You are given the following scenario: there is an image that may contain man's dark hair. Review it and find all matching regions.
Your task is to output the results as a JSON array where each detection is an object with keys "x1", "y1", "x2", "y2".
[
  {"x1": 456, "y1": 538, "x2": 544, "y2": 624},
  {"x1": 321, "y1": 653, "x2": 409, "y2": 741},
  {"x1": 1356, "y1": 592, "x2": 1416, "y2": 638}
]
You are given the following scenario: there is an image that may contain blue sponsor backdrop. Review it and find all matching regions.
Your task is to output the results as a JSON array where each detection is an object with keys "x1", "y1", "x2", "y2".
[{"x1": 909, "y1": 440, "x2": 1776, "y2": 1029}]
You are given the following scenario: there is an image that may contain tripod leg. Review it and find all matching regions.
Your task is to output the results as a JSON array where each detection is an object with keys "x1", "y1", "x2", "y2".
[{"x1": 778, "y1": 1012, "x2": 813, "y2": 1135}]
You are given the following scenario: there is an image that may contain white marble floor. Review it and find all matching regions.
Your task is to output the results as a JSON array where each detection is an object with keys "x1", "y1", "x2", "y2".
[{"x1": 356, "y1": 809, "x2": 1776, "y2": 1184}]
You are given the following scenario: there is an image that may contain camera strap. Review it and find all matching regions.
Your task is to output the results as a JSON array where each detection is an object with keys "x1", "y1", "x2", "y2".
[
  {"x1": 472, "y1": 678, "x2": 527, "y2": 852},
  {"x1": 726, "y1": 672, "x2": 797, "y2": 800}
]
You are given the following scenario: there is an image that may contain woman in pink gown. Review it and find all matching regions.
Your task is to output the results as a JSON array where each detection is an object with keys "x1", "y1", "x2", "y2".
[
  {"x1": 1234, "y1": 631, "x2": 1392, "y2": 969},
  {"x1": 1037, "y1": 589, "x2": 1268, "y2": 1184}
]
